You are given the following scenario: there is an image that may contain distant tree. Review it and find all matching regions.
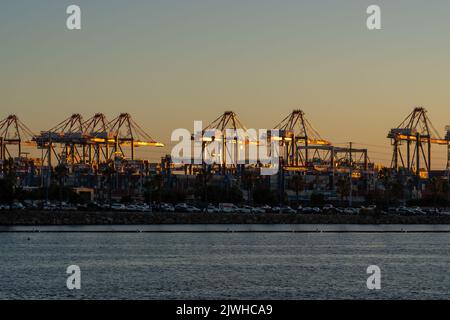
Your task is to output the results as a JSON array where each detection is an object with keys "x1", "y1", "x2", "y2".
[
  {"x1": 54, "y1": 164, "x2": 68, "y2": 204},
  {"x1": 310, "y1": 193, "x2": 325, "y2": 205},
  {"x1": 420, "y1": 177, "x2": 448, "y2": 206},
  {"x1": 161, "y1": 189, "x2": 186, "y2": 203},
  {"x1": 242, "y1": 171, "x2": 258, "y2": 205},
  {"x1": 0, "y1": 177, "x2": 14, "y2": 207},
  {"x1": 142, "y1": 173, "x2": 166, "y2": 205},
  {"x1": 0, "y1": 158, "x2": 16, "y2": 208},
  {"x1": 143, "y1": 178, "x2": 153, "y2": 205},
  {"x1": 102, "y1": 161, "x2": 116, "y2": 205},
  {"x1": 228, "y1": 185, "x2": 243, "y2": 203},
  {"x1": 289, "y1": 173, "x2": 305, "y2": 206},
  {"x1": 336, "y1": 177, "x2": 350, "y2": 204},
  {"x1": 152, "y1": 173, "x2": 164, "y2": 204},
  {"x1": 121, "y1": 195, "x2": 132, "y2": 204},
  {"x1": 252, "y1": 185, "x2": 278, "y2": 206},
  {"x1": 194, "y1": 168, "x2": 212, "y2": 203},
  {"x1": 388, "y1": 179, "x2": 404, "y2": 204}
]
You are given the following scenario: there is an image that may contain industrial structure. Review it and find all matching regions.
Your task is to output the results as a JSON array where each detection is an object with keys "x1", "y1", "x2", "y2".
[
  {"x1": 388, "y1": 107, "x2": 448, "y2": 179},
  {"x1": 0, "y1": 107, "x2": 449, "y2": 204},
  {"x1": 0, "y1": 115, "x2": 35, "y2": 161},
  {"x1": 273, "y1": 110, "x2": 371, "y2": 176},
  {"x1": 34, "y1": 113, "x2": 164, "y2": 168},
  {"x1": 0, "y1": 115, "x2": 38, "y2": 185},
  {"x1": 274, "y1": 109, "x2": 331, "y2": 167},
  {"x1": 188, "y1": 111, "x2": 258, "y2": 175}
]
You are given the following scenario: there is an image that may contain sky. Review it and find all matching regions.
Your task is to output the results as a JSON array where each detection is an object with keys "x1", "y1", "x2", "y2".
[{"x1": 1, "y1": 0, "x2": 450, "y2": 167}]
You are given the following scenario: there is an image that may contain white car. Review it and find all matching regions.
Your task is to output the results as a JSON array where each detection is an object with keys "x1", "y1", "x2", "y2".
[
  {"x1": 252, "y1": 207, "x2": 266, "y2": 214},
  {"x1": 219, "y1": 203, "x2": 239, "y2": 213},
  {"x1": 344, "y1": 208, "x2": 358, "y2": 214},
  {"x1": 238, "y1": 206, "x2": 253, "y2": 214},
  {"x1": 206, "y1": 205, "x2": 219, "y2": 213},
  {"x1": 160, "y1": 203, "x2": 175, "y2": 212},
  {"x1": 186, "y1": 206, "x2": 201, "y2": 213},
  {"x1": 260, "y1": 205, "x2": 272, "y2": 212},
  {"x1": 412, "y1": 207, "x2": 426, "y2": 215},
  {"x1": 111, "y1": 203, "x2": 125, "y2": 211}
]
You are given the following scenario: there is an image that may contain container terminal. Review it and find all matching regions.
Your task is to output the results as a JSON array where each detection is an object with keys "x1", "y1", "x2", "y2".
[{"x1": 0, "y1": 107, "x2": 449, "y2": 208}]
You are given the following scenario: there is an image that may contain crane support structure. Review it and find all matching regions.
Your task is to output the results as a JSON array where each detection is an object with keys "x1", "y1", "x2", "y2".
[
  {"x1": 0, "y1": 115, "x2": 36, "y2": 161},
  {"x1": 273, "y1": 110, "x2": 331, "y2": 167},
  {"x1": 34, "y1": 113, "x2": 164, "y2": 168},
  {"x1": 388, "y1": 107, "x2": 447, "y2": 179},
  {"x1": 270, "y1": 110, "x2": 372, "y2": 178},
  {"x1": 191, "y1": 111, "x2": 255, "y2": 174},
  {"x1": 106, "y1": 113, "x2": 164, "y2": 161}
]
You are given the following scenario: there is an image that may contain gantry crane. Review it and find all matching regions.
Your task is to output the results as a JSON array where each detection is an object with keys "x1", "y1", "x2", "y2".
[
  {"x1": 193, "y1": 111, "x2": 256, "y2": 172},
  {"x1": 34, "y1": 113, "x2": 164, "y2": 167},
  {"x1": 82, "y1": 113, "x2": 112, "y2": 165},
  {"x1": 273, "y1": 110, "x2": 331, "y2": 167},
  {"x1": 106, "y1": 113, "x2": 164, "y2": 161},
  {"x1": 34, "y1": 114, "x2": 85, "y2": 166},
  {"x1": 271, "y1": 110, "x2": 370, "y2": 176},
  {"x1": 388, "y1": 107, "x2": 447, "y2": 179},
  {"x1": 0, "y1": 115, "x2": 36, "y2": 161}
]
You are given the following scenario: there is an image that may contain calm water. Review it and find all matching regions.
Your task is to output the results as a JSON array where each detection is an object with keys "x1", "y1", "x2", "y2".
[{"x1": 0, "y1": 226, "x2": 449, "y2": 300}]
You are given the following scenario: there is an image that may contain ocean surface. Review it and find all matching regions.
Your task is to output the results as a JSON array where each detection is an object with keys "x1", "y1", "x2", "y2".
[{"x1": 0, "y1": 225, "x2": 449, "y2": 300}]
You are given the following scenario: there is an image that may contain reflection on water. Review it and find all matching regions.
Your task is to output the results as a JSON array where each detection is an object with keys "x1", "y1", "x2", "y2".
[{"x1": 0, "y1": 230, "x2": 449, "y2": 299}]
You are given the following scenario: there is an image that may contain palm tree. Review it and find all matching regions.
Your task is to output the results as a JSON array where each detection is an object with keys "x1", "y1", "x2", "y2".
[
  {"x1": 425, "y1": 177, "x2": 446, "y2": 205},
  {"x1": 0, "y1": 176, "x2": 14, "y2": 208},
  {"x1": 101, "y1": 161, "x2": 116, "y2": 206},
  {"x1": 152, "y1": 173, "x2": 164, "y2": 206},
  {"x1": 0, "y1": 158, "x2": 16, "y2": 209},
  {"x1": 242, "y1": 171, "x2": 258, "y2": 205},
  {"x1": 194, "y1": 167, "x2": 212, "y2": 204},
  {"x1": 336, "y1": 177, "x2": 350, "y2": 205},
  {"x1": 54, "y1": 164, "x2": 68, "y2": 205},
  {"x1": 143, "y1": 177, "x2": 153, "y2": 206},
  {"x1": 290, "y1": 173, "x2": 305, "y2": 206}
]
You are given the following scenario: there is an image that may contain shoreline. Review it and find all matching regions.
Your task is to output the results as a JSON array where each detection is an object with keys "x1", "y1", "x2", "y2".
[
  {"x1": 1, "y1": 210, "x2": 450, "y2": 227},
  {"x1": 2, "y1": 223, "x2": 450, "y2": 233}
]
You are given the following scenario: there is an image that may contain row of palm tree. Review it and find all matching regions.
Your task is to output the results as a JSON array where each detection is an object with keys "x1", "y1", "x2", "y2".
[{"x1": 1, "y1": 157, "x2": 449, "y2": 206}]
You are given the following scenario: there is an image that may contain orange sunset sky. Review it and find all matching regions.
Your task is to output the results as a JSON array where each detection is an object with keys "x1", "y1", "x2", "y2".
[{"x1": 1, "y1": 1, "x2": 449, "y2": 168}]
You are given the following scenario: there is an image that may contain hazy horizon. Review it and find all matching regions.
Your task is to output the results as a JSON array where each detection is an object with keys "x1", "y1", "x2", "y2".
[{"x1": 1, "y1": 0, "x2": 450, "y2": 167}]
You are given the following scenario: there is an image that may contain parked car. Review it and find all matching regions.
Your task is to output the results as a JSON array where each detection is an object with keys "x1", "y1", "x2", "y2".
[
  {"x1": 238, "y1": 206, "x2": 253, "y2": 214},
  {"x1": 301, "y1": 207, "x2": 313, "y2": 214},
  {"x1": 175, "y1": 203, "x2": 189, "y2": 212},
  {"x1": 343, "y1": 208, "x2": 358, "y2": 214},
  {"x1": 311, "y1": 207, "x2": 322, "y2": 214},
  {"x1": 111, "y1": 203, "x2": 125, "y2": 211},
  {"x1": 185, "y1": 205, "x2": 201, "y2": 213},
  {"x1": 271, "y1": 206, "x2": 281, "y2": 213},
  {"x1": 205, "y1": 205, "x2": 219, "y2": 213},
  {"x1": 252, "y1": 207, "x2": 266, "y2": 214},
  {"x1": 218, "y1": 203, "x2": 239, "y2": 213},
  {"x1": 281, "y1": 206, "x2": 296, "y2": 214},
  {"x1": 160, "y1": 203, "x2": 174, "y2": 212}
]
